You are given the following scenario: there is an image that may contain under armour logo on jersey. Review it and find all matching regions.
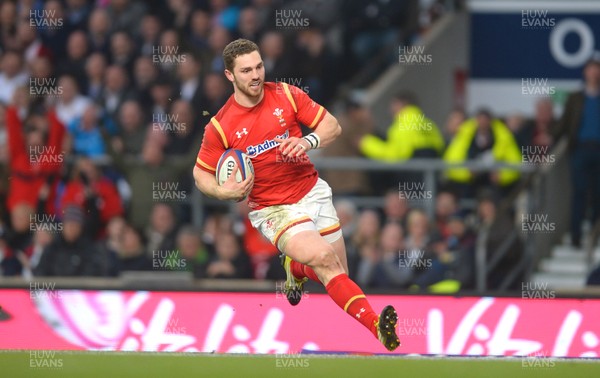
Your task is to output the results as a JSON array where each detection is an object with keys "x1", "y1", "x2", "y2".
[
  {"x1": 273, "y1": 108, "x2": 283, "y2": 117},
  {"x1": 356, "y1": 308, "x2": 366, "y2": 319},
  {"x1": 236, "y1": 128, "x2": 248, "y2": 139}
]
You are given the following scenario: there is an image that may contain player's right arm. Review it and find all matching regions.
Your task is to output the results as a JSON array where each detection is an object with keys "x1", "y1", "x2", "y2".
[{"x1": 193, "y1": 165, "x2": 253, "y2": 202}]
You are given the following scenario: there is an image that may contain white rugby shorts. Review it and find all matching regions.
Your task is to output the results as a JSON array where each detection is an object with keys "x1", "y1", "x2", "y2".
[{"x1": 248, "y1": 178, "x2": 342, "y2": 251}]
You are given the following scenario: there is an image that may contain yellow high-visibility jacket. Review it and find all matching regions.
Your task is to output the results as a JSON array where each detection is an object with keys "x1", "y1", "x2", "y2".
[
  {"x1": 443, "y1": 118, "x2": 522, "y2": 186},
  {"x1": 359, "y1": 105, "x2": 445, "y2": 161}
]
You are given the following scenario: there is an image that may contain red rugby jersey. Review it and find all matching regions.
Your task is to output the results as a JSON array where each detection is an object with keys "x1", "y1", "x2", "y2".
[{"x1": 196, "y1": 82, "x2": 326, "y2": 209}]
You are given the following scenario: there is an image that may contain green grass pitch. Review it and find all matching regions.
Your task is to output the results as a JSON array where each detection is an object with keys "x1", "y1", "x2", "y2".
[{"x1": 1, "y1": 351, "x2": 599, "y2": 378}]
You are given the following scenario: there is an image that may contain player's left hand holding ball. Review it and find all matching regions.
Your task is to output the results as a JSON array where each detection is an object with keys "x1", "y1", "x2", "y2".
[{"x1": 219, "y1": 164, "x2": 254, "y2": 202}]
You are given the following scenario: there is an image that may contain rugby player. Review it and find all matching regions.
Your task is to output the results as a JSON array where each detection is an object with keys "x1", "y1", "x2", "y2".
[{"x1": 193, "y1": 39, "x2": 400, "y2": 351}]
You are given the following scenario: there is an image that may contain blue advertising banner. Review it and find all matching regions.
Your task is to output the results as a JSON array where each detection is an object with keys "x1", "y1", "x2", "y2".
[{"x1": 470, "y1": 4, "x2": 600, "y2": 79}]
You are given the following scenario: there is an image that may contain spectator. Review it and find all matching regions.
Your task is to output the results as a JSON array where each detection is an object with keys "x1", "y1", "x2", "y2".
[
  {"x1": 200, "y1": 72, "x2": 229, "y2": 118},
  {"x1": 19, "y1": 226, "x2": 54, "y2": 279},
  {"x1": 237, "y1": 6, "x2": 260, "y2": 43},
  {"x1": 341, "y1": 0, "x2": 408, "y2": 70},
  {"x1": 400, "y1": 209, "x2": 438, "y2": 287},
  {"x1": 115, "y1": 222, "x2": 152, "y2": 272},
  {"x1": 113, "y1": 100, "x2": 147, "y2": 155},
  {"x1": 358, "y1": 222, "x2": 406, "y2": 288},
  {"x1": 321, "y1": 97, "x2": 373, "y2": 195},
  {"x1": 0, "y1": 51, "x2": 28, "y2": 105},
  {"x1": 260, "y1": 31, "x2": 292, "y2": 82},
  {"x1": 37, "y1": 0, "x2": 73, "y2": 59},
  {"x1": 28, "y1": 56, "x2": 57, "y2": 109},
  {"x1": 84, "y1": 52, "x2": 107, "y2": 101},
  {"x1": 110, "y1": 134, "x2": 189, "y2": 228},
  {"x1": 201, "y1": 212, "x2": 234, "y2": 254},
  {"x1": 348, "y1": 209, "x2": 381, "y2": 279},
  {"x1": 2, "y1": 203, "x2": 34, "y2": 276},
  {"x1": 16, "y1": 20, "x2": 52, "y2": 65},
  {"x1": 64, "y1": 0, "x2": 92, "y2": 31},
  {"x1": 165, "y1": 0, "x2": 194, "y2": 31},
  {"x1": 383, "y1": 189, "x2": 410, "y2": 225},
  {"x1": 176, "y1": 53, "x2": 204, "y2": 110},
  {"x1": 137, "y1": 14, "x2": 163, "y2": 57},
  {"x1": 57, "y1": 30, "x2": 90, "y2": 91},
  {"x1": 58, "y1": 157, "x2": 124, "y2": 236},
  {"x1": 556, "y1": 56, "x2": 600, "y2": 248},
  {"x1": 334, "y1": 199, "x2": 358, "y2": 248},
  {"x1": 250, "y1": 0, "x2": 276, "y2": 28},
  {"x1": 132, "y1": 56, "x2": 159, "y2": 109},
  {"x1": 109, "y1": 31, "x2": 137, "y2": 76},
  {"x1": 65, "y1": 103, "x2": 116, "y2": 158},
  {"x1": 173, "y1": 225, "x2": 209, "y2": 277},
  {"x1": 207, "y1": 25, "x2": 232, "y2": 72},
  {"x1": 411, "y1": 213, "x2": 475, "y2": 291},
  {"x1": 100, "y1": 216, "x2": 126, "y2": 276},
  {"x1": 55, "y1": 74, "x2": 92, "y2": 127},
  {"x1": 210, "y1": 0, "x2": 240, "y2": 33},
  {"x1": 35, "y1": 205, "x2": 108, "y2": 276},
  {"x1": 145, "y1": 203, "x2": 178, "y2": 256},
  {"x1": 294, "y1": 28, "x2": 336, "y2": 104},
  {"x1": 164, "y1": 99, "x2": 202, "y2": 156},
  {"x1": 106, "y1": 0, "x2": 147, "y2": 37},
  {"x1": 149, "y1": 75, "x2": 174, "y2": 121},
  {"x1": 188, "y1": 9, "x2": 211, "y2": 53},
  {"x1": 443, "y1": 107, "x2": 466, "y2": 143},
  {"x1": 434, "y1": 190, "x2": 459, "y2": 240},
  {"x1": 518, "y1": 98, "x2": 556, "y2": 154},
  {"x1": 0, "y1": 0, "x2": 18, "y2": 51},
  {"x1": 5, "y1": 106, "x2": 65, "y2": 215},
  {"x1": 441, "y1": 214, "x2": 476, "y2": 289},
  {"x1": 87, "y1": 8, "x2": 111, "y2": 55},
  {"x1": 360, "y1": 92, "x2": 445, "y2": 161},
  {"x1": 155, "y1": 29, "x2": 181, "y2": 77},
  {"x1": 206, "y1": 232, "x2": 252, "y2": 279},
  {"x1": 235, "y1": 200, "x2": 278, "y2": 279},
  {"x1": 475, "y1": 192, "x2": 523, "y2": 290},
  {"x1": 350, "y1": 209, "x2": 381, "y2": 253},
  {"x1": 443, "y1": 108, "x2": 522, "y2": 198},
  {"x1": 99, "y1": 65, "x2": 135, "y2": 120},
  {"x1": 504, "y1": 112, "x2": 526, "y2": 144}
]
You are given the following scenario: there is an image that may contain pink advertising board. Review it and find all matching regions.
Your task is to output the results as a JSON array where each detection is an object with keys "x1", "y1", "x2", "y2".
[{"x1": 0, "y1": 289, "x2": 598, "y2": 357}]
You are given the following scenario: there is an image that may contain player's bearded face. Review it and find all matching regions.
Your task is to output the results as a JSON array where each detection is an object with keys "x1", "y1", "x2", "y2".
[{"x1": 231, "y1": 51, "x2": 265, "y2": 98}]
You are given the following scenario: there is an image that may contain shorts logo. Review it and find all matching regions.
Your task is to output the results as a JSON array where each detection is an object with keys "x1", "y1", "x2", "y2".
[
  {"x1": 273, "y1": 107, "x2": 287, "y2": 127},
  {"x1": 246, "y1": 130, "x2": 289, "y2": 157}
]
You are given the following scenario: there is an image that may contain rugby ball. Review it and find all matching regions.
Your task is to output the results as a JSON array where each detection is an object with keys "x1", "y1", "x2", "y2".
[{"x1": 216, "y1": 149, "x2": 254, "y2": 186}]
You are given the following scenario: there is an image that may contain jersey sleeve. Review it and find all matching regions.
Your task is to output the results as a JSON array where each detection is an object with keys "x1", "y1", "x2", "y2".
[
  {"x1": 286, "y1": 84, "x2": 326, "y2": 129},
  {"x1": 195, "y1": 123, "x2": 226, "y2": 173}
]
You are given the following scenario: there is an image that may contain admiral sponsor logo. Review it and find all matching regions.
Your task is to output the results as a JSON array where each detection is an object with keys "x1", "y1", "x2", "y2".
[{"x1": 246, "y1": 130, "x2": 289, "y2": 157}]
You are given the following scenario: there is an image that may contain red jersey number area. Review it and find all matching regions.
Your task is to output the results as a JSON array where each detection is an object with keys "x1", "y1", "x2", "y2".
[{"x1": 196, "y1": 82, "x2": 326, "y2": 209}]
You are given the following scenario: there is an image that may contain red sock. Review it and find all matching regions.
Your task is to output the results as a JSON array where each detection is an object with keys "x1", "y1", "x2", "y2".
[
  {"x1": 325, "y1": 273, "x2": 378, "y2": 338},
  {"x1": 290, "y1": 260, "x2": 321, "y2": 284}
]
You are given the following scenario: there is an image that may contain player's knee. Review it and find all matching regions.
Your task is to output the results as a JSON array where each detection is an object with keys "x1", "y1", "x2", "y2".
[{"x1": 308, "y1": 245, "x2": 341, "y2": 271}]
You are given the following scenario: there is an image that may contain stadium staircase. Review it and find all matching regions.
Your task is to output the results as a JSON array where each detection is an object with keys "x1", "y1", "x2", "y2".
[{"x1": 532, "y1": 234, "x2": 600, "y2": 290}]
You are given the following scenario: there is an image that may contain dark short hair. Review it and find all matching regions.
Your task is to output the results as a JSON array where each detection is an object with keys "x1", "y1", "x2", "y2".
[
  {"x1": 222, "y1": 38, "x2": 259, "y2": 72},
  {"x1": 475, "y1": 108, "x2": 493, "y2": 119},
  {"x1": 392, "y1": 91, "x2": 417, "y2": 106}
]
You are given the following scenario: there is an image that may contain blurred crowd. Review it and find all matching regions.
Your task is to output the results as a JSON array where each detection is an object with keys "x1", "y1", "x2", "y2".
[
  {"x1": 3, "y1": 0, "x2": 589, "y2": 293},
  {"x1": 320, "y1": 55, "x2": 600, "y2": 289},
  {"x1": 0, "y1": 0, "x2": 438, "y2": 281}
]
